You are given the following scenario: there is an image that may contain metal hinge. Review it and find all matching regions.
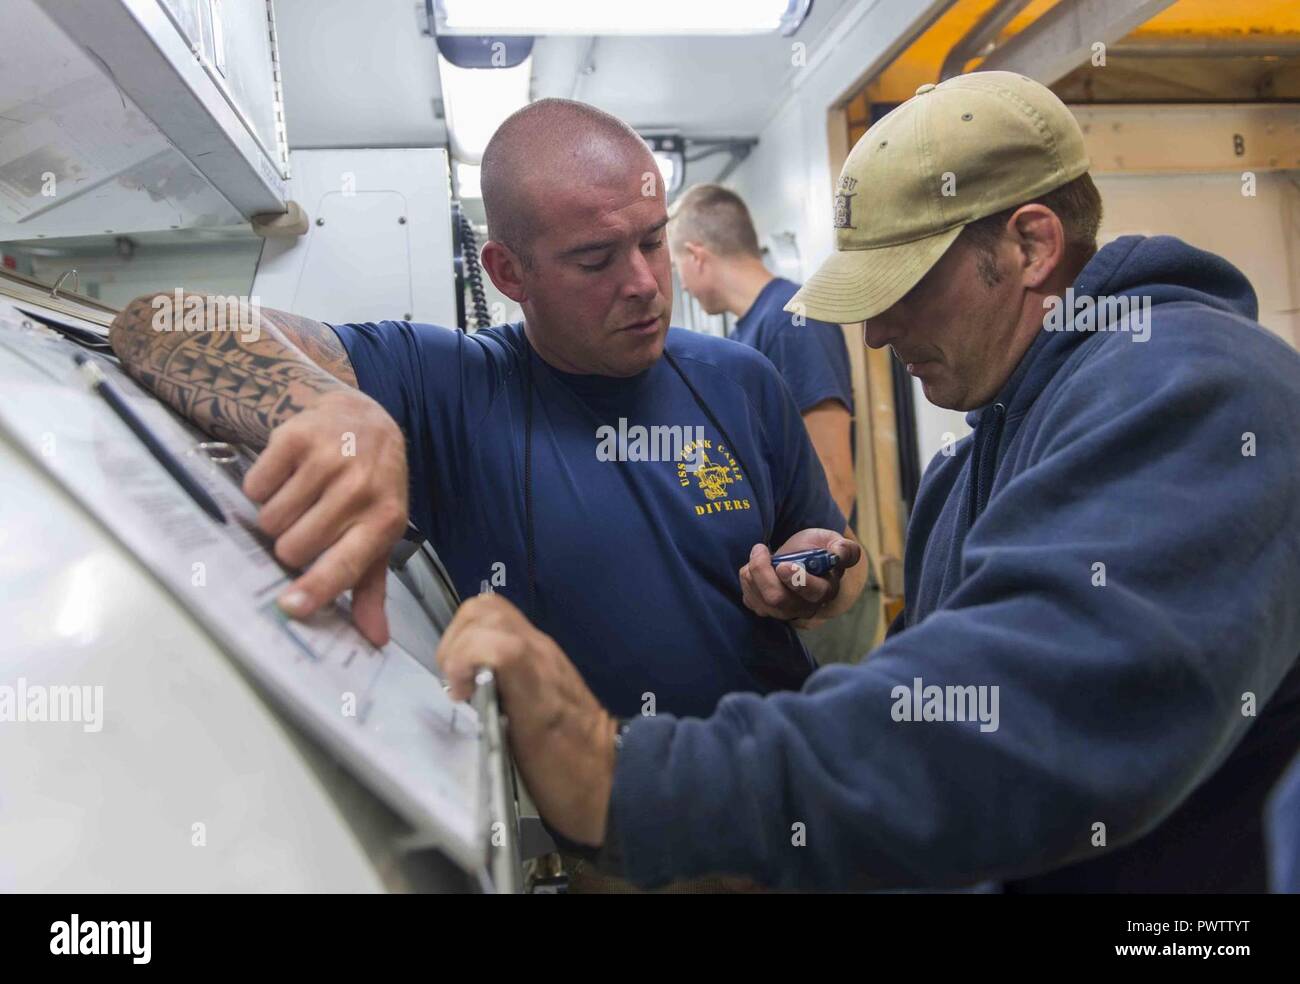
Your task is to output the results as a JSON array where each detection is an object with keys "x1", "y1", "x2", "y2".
[{"x1": 264, "y1": 0, "x2": 292, "y2": 179}]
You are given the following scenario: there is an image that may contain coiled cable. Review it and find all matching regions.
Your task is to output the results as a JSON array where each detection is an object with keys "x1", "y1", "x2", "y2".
[{"x1": 458, "y1": 210, "x2": 491, "y2": 330}]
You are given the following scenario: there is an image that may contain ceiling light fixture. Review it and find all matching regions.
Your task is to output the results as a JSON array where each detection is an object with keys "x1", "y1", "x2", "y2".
[
  {"x1": 436, "y1": 37, "x2": 534, "y2": 165},
  {"x1": 432, "y1": 0, "x2": 814, "y2": 37}
]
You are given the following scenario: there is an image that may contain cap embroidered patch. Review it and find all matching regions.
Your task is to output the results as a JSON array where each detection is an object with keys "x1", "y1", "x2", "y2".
[{"x1": 833, "y1": 176, "x2": 858, "y2": 229}]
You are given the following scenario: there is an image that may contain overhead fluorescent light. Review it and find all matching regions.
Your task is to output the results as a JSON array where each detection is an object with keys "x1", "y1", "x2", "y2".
[
  {"x1": 455, "y1": 162, "x2": 482, "y2": 199},
  {"x1": 645, "y1": 135, "x2": 685, "y2": 196},
  {"x1": 438, "y1": 54, "x2": 532, "y2": 165},
  {"x1": 433, "y1": 0, "x2": 813, "y2": 36},
  {"x1": 654, "y1": 153, "x2": 677, "y2": 196}
]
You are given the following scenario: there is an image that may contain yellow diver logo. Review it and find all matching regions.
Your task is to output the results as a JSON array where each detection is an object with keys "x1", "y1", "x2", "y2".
[
  {"x1": 677, "y1": 438, "x2": 752, "y2": 517},
  {"x1": 694, "y1": 450, "x2": 733, "y2": 500}
]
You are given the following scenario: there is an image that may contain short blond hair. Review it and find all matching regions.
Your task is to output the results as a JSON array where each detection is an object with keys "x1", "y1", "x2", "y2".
[{"x1": 668, "y1": 183, "x2": 762, "y2": 258}]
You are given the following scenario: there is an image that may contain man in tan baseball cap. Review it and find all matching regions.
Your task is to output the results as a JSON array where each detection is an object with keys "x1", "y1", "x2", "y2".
[
  {"x1": 793, "y1": 72, "x2": 1089, "y2": 320},
  {"x1": 789, "y1": 69, "x2": 1098, "y2": 411},
  {"x1": 433, "y1": 71, "x2": 1300, "y2": 893}
]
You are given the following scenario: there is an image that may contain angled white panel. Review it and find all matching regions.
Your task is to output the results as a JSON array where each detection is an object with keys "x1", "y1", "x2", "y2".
[
  {"x1": 1, "y1": 0, "x2": 289, "y2": 234},
  {"x1": 254, "y1": 148, "x2": 456, "y2": 326}
]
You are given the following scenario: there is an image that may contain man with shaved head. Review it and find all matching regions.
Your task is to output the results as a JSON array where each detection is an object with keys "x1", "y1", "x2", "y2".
[
  {"x1": 328, "y1": 97, "x2": 867, "y2": 718},
  {"x1": 109, "y1": 98, "x2": 869, "y2": 886},
  {"x1": 475, "y1": 99, "x2": 678, "y2": 378}
]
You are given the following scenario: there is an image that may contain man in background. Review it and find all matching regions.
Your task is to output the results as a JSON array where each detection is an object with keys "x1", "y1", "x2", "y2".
[{"x1": 670, "y1": 184, "x2": 878, "y2": 663}]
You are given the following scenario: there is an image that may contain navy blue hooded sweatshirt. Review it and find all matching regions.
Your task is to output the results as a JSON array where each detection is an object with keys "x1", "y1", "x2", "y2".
[
  {"x1": 1267, "y1": 750, "x2": 1300, "y2": 892},
  {"x1": 599, "y1": 236, "x2": 1300, "y2": 891}
]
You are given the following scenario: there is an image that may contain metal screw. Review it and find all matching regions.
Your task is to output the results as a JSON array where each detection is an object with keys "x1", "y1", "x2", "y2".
[
  {"x1": 398, "y1": 216, "x2": 407, "y2": 224},
  {"x1": 316, "y1": 217, "x2": 325, "y2": 226}
]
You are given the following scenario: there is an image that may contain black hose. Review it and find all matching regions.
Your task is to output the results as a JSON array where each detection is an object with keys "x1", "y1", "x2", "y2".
[{"x1": 458, "y1": 210, "x2": 491, "y2": 330}]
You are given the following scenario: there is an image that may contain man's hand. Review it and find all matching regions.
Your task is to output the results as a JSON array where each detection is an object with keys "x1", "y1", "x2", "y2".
[
  {"x1": 437, "y1": 594, "x2": 616, "y2": 847},
  {"x1": 244, "y1": 388, "x2": 409, "y2": 647},
  {"x1": 108, "y1": 293, "x2": 407, "y2": 646},
  {"x1": 739, "y1": 527, "x2": 862, "y2": 626}
]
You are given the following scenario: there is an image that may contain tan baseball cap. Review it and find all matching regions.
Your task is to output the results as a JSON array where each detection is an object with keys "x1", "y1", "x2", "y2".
[{"x1": 786, "y1": 71, "x2": 1089, "y2": 325}]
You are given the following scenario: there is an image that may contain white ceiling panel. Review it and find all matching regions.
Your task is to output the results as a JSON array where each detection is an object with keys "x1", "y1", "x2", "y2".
[
  {"x1": 273, "y1": 0, "x2": 851, "y2": 150},
  {"x1": 275, "y1": 0, "x2": 448, "y2": 148},
  {"x1": 532, "y1": 0, "x2": 851, "y2": 136}
]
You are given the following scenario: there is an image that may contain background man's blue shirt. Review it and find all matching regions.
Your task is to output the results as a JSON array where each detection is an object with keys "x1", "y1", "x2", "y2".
[
  {"x1": 330, "y1": 321, "x2": 843, "y2": 719},
  {"x1": 732, "y1": 277, "x2": 853, "y2": 415}
]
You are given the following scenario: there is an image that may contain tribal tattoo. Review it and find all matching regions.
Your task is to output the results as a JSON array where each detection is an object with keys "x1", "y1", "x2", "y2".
[
  {"x1": 258, "y1": 308, "x2": 358, "y2": 387},
  {"x1": 109, "y1": 293, "x2": 356, "y2": 449}
]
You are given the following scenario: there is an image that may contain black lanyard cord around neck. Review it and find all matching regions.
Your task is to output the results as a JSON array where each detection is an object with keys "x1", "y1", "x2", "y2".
[{"x1": 519, "y1": 335, "x2": 760, "y2": 622}]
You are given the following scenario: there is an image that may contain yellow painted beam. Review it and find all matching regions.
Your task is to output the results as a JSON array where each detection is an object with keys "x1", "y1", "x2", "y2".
[
  {"x1": 1137, "y1": 0, "x2": 1300, "y2": 37},
  {"x1": 863, "y1": 0, "x2": 1298, "y2": 104}
]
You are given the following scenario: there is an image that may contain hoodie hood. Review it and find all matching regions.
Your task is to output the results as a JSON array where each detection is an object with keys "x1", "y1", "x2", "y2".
[
  {"x1": 966, "y1": 234, "x2": 1259, "y2": 429},
  {"x1": 1084, "y1": 234, "x2": 1258, "y2": 318}
]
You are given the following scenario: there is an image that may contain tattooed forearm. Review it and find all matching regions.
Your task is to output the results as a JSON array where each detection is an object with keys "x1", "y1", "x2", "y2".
[
  {"x1": 108, "y1": 293, "x2": 354, "y2": 449},
  {"x1": 258, "y1": 309, "x2": 358, "y2": 386}
]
